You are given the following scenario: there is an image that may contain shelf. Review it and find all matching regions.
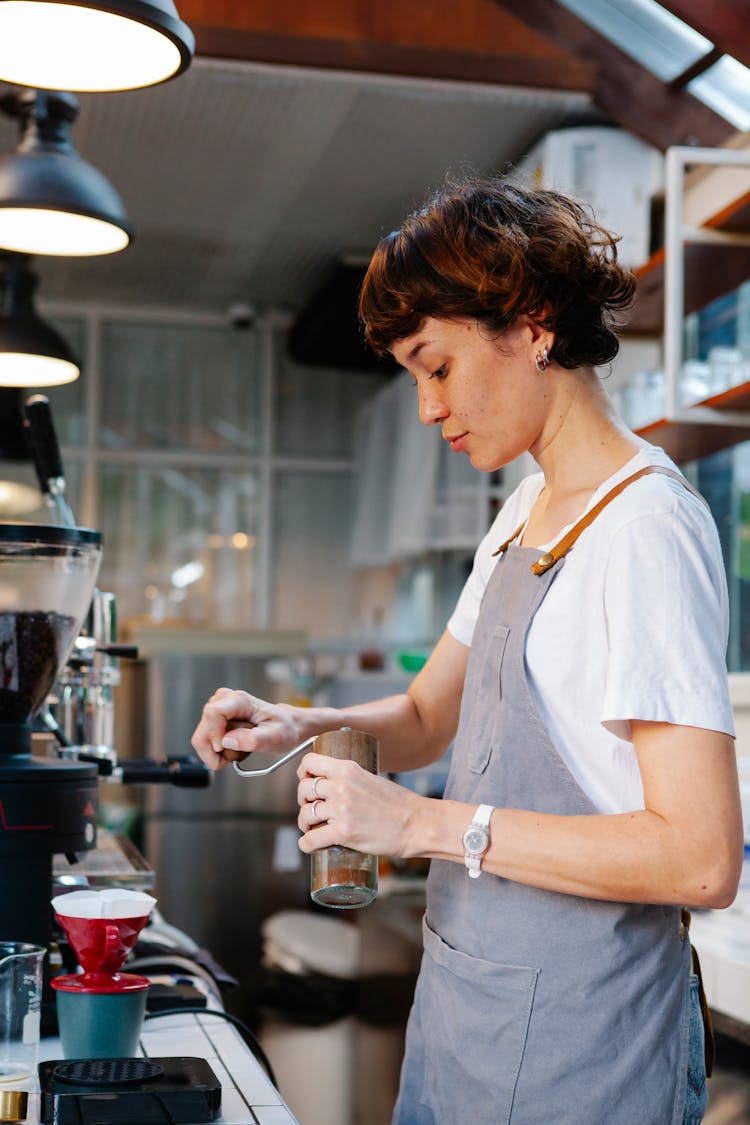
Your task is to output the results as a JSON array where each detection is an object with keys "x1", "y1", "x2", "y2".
[
  {"x1": 636, "y1": 379, "x2": 750, "y2": 462},
  {"x1": 628, "y1": 189, "x2": 750, "y2": 336}
]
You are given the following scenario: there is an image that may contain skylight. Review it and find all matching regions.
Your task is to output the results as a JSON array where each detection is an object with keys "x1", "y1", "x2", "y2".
[
  {"x1": 557, "y1": 0, "x2": 712, "y2": 82},
  {"x1": 688, "y1": 55, "x2": 750, "y2": 132}
]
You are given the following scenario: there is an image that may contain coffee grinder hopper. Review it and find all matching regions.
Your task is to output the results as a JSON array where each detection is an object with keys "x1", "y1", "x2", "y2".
[{"x1": 0, "y1": 523, "x2": 102, "y2": 947}]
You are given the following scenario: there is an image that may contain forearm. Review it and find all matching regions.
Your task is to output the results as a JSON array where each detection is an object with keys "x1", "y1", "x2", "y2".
[
  {"x1": 282, "y1": 630, "x2": 466, "y2": 771},
  {"x1": 284, "y1": 691, "x2": 450, "y2": 773},
  {"x1": 407, "y1": 799, "x2": 741, "y2": 909}
]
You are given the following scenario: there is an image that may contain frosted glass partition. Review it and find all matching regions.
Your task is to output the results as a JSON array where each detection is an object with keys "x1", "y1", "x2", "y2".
[
  {"x1": 100, "y1": 322, "x2": 261, "y2": 453},
  {"x1": 274, "y1": 337, "x2": 388, "y2": 457},
  {"x1": 272, "y1": 470, "x2": 355, "y2": 639},
  {"x1": 96, "y1": 463, "x2": 261, "y2": 627}
]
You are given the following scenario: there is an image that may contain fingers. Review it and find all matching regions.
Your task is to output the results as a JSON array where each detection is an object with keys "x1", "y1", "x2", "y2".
[
  {"x1": 191, "y1": 688, "x2": 260, "y2": 769},
  {"x1": 296, "y1": 766, "x2": 327, "y2": 829},
  {"x1": 296, "y1": 752, "x2": 349, "y2": 783},
  {"x1": 295, "y1": 754, "x2": 370, "y2": 850},
  {"x1": 296, "y1": 757, "x2": 335, "y2": 841}
]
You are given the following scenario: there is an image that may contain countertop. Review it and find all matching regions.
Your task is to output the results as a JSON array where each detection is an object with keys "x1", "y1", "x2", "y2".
[{"x1": 28, "y1": 1008, "x2": 299, "y2": 1125}]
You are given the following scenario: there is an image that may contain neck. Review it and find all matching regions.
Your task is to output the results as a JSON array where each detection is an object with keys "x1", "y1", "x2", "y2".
[{"x1": 530, "y1": 367, "x2": 645, "y2": 497}]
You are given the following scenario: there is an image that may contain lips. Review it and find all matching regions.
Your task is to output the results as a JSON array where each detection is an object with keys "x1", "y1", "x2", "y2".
[{"x1": 444, "y1": 432, "x2": 468, "y2": 453}]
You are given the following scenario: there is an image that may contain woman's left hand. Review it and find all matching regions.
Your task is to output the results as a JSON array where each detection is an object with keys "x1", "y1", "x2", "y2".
[{"x1": 296, "y1": 752, "x2": 423, "y2": 859}]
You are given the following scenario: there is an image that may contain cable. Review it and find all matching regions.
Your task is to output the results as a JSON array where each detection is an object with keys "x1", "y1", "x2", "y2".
[
  {"x1": 143, "y1": 1007, "x2": 278, "y2": 1089},
  {"x1": 127, "y1": 954, "x2": 219, "y2": 995}
]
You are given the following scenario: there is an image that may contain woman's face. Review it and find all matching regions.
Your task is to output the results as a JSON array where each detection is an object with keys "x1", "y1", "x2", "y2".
[{"x1": 391, "y1": 316, "x2": 552, "y2": 472}]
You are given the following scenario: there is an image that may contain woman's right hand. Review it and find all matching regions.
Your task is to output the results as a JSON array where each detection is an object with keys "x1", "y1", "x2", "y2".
[{"x1": 191, "y1": 687, "x2": 306, "y2": 770}]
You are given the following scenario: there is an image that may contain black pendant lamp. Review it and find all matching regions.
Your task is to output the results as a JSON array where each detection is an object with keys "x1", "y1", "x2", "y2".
[
  {"x1": 0, "y1": 1, "x2": 194, "y2": 93},
  {"x1": 0, "y1": 252, "x2": 80, "y2": 387},
  {"x1": 0, "y1": 89, "x2": 132, "y2": 257},
  {"x1": 0, "y1": 386, "x2": 43, "y2": 514}
]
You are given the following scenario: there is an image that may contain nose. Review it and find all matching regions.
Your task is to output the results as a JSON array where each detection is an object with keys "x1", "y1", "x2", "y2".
[{"x1": 417, "y1": 382, "x2": 448, "y2": 427}]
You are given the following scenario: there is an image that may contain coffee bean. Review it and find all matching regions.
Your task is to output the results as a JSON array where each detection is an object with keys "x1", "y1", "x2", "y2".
[{"x1": 0, "y1": 611, "x2": 78, "y2": 722}]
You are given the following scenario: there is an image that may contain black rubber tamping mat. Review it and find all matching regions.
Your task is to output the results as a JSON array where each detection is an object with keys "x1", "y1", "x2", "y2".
[
  {"x1": 38, "y1": 1057, "x2": 221, "y2": 1124},
  {"x1": 52, "y1": 1059, "x2": 165, "y2": 1085}
]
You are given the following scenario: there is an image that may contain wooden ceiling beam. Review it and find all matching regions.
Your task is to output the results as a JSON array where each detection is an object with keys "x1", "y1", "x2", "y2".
[
  {"x1": 180, "y1": 0, "x2": 595, "y2": 93},
  {"x1": 190, "y1": 26, "x2": 595, "y2": 91},
  {"x1": 492, "y1": 0, "x2": 735, "y2": 150},
  {"x1": 658, "y1": 1, "x2": 750, "y2": 71}
]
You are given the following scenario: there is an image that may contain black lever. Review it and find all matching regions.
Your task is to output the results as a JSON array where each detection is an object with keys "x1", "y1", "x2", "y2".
[
  {"x1": 23, "y1": 393, "x2": 76, "y2": 527},
  {"x1": 24, "y1": 393, "x2": 64, "y2": 488},
  {"x1": 119, "y1": 757, "x2": 212, "y2": 788},
  {"x1": 98, "y1": 644, "x2": 139, "y2": 660},
  {"x1": 68, "y1": 643, "x2": 140, "y2": 668}
]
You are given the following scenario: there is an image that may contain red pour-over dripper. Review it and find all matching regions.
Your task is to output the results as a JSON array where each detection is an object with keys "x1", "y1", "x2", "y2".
[{"x1": 50, "y1": 890, "x2": 156, "y2": 995}]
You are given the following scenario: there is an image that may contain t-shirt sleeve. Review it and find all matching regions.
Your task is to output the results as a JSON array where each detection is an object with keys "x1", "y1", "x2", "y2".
[{"x1": 601, "y1": 507, "x2": 734, "y2": 739}]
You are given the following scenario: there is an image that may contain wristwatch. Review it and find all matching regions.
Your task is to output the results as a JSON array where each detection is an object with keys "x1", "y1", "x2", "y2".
[{"x1": 462, "y1": 804, "x2": 494, "y2": 879}]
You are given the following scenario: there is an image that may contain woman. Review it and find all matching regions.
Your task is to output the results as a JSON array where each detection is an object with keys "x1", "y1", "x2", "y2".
[{"x1": 192, "y1": 176, "x2": 743, "y2": 1124}]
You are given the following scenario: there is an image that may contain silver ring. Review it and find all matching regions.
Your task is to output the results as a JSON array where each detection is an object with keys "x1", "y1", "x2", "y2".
[
  {"x1": 311, "y1": 776, "x2": 322, "y2": 800},
  {"x1": 311, "y1": 799, "x2": 324, "y2": 823}
]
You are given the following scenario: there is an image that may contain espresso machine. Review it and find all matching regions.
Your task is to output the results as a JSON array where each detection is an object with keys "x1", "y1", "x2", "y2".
[
  {"x1": 0, "y1": 522, "x2": 102, "y2": 948},
  {"x1": 0, "y1": 395, "x2": 210, "y2": 954}
]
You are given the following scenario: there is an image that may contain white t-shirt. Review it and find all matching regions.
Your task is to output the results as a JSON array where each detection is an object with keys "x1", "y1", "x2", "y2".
[{"x1": 447, "y1": 445, "x2": 735, "y2": 815}]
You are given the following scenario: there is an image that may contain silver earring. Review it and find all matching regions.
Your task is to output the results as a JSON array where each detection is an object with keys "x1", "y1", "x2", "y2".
[{"x1": 535, "y1": 347, "x2": 549, "y2": 373}]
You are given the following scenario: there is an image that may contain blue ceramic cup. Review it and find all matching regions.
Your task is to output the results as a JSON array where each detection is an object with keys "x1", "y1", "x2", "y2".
[{"x1": 52, "y1": 974, "x2": 149, "y2": 1058}]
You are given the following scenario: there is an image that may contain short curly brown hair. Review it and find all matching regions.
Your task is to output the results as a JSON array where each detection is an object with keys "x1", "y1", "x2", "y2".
[{"x1": 358, "y1": 174, "x2": 636, "y2": 369}]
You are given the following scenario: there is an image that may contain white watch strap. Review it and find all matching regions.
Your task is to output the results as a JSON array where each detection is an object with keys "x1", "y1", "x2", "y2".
[
  {"x1": 464, "y1": 804, "x2": 494, "y2": 879},
  {"x1": 474, "y1": 804, "x2": 493, "y2": 828}
]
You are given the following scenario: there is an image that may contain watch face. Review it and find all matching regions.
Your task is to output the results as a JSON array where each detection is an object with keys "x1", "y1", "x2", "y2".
[{"x1": 463, "y1": 826, "x2": 489, "y2": 856}]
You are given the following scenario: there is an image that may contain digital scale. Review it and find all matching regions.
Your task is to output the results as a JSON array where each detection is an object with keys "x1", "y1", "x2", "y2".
[{"x1": 38, "y1": 1056, "x2": 221, "y2": 1124}]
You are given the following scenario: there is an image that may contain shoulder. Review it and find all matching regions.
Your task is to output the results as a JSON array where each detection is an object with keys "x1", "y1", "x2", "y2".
[{"x1": 590, "y1": 447, "x2": 719, "y2": 551}]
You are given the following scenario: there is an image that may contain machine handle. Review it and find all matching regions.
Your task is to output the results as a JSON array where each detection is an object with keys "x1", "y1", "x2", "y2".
[
  {"x1": 23, "y1": 393, "x2": 76, "y2": 527},
  {"x1": 98, "y1": 644, "x2": 139, "y2": 660},
  {"x1": 24, "y1": 393, "x2": 64, "y2": 488},
  {"x1": 119, "y1": 757, "x2": 212, "y2": 788},
  {"x1": 67, "y1": 643, "x2": 140, "y2": 669}
]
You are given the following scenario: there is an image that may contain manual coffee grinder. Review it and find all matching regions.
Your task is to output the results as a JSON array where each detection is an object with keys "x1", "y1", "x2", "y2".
[{"x1": 0, "y1": 524, "x2": 102, "y2": 948}]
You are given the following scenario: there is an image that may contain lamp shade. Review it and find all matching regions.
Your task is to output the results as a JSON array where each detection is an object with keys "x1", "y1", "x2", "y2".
[
  {"x1": 0, "y1": 387, "x2": 30, "y2": 459},
  {"x1": 0, "y1": 253, "x2": 80, "y2": 387},
  {"x1": 0, "y1": 1, "x2": 194, "y2": 92},
  {"x1": 0, "y1": 90, "x2": 132, "y2": 257},
  {"x1": 0, "y1": 388, "x2": 45, "y2": 514}
]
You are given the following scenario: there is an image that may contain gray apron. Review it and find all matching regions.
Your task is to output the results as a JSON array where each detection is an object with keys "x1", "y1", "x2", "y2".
[{"x1": 394, "y1": 468, "x2": 694, "y2": 1125}]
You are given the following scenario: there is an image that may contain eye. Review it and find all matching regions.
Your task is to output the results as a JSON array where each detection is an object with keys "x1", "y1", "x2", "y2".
[{"x1": 430, "y1": 364, "x2": 448, "y2": 380}]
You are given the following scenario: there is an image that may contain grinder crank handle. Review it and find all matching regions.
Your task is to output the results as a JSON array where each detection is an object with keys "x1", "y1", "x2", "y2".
[{"x1": 232, "y1": 733, "x2": 318, "y2": 777}]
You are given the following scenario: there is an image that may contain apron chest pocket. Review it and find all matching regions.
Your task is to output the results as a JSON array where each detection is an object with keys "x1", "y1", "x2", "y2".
[
  {"x1": 417, "y1": 918, "x2": 538, "y2": 1124},
  {"x1": 467, "y1": 623, "x2": 510, "y2": 774}
]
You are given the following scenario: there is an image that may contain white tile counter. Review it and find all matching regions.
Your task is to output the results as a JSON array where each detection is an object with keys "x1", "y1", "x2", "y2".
[{"x1": 28, "y1": 1009, "x2": 300, "y2": 1125}]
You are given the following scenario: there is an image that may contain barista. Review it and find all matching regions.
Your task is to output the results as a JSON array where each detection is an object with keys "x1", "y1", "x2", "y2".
[{"x1": 192, "y1": 175, "x2": 743, "y2": 1124}]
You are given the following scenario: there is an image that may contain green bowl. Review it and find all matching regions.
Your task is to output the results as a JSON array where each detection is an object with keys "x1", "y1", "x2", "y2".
[{"x1": 397, "y1": 650, "x2": 428, "y2": 673}]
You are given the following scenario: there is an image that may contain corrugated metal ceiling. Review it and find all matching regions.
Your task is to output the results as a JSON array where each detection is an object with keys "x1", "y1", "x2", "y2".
[{"x1": 0, "y1": 58, "x2": 591, "y2": 314}]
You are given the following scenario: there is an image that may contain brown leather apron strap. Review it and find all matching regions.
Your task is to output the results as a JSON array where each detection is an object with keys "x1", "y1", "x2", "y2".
[
  {"x1": 491, "y1": 522, "x2": 526, "y2": 558},
  {"x1": 529, "y1": 466, "x2": 707, "y2": 575}
]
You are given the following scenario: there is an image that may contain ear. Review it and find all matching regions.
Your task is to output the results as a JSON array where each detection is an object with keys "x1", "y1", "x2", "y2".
[{"x1": 528, "y1": 312, "x2": 557, "y2": 355}]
